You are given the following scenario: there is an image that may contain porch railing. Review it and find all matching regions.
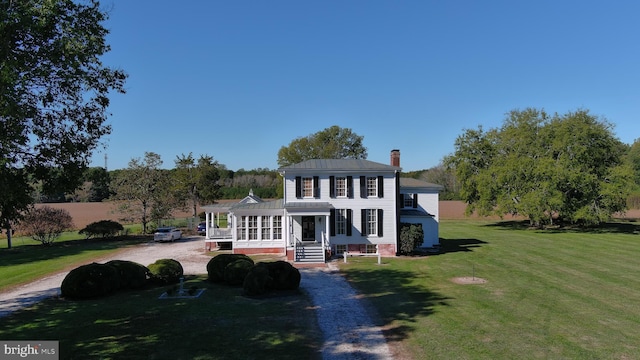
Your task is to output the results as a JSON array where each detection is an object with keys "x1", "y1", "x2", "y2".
[{"x1": 207, "y1": 227, "x2": 232, "y2": 239}]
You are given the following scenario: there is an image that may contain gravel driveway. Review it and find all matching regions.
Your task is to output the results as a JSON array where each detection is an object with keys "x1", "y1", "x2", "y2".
[{"x1": 0, "y1": 236, "x2": 392, "y2": 359}]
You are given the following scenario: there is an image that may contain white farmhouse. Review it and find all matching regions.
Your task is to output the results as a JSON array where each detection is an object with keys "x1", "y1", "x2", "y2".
[{"x1": 201, "y1": 150, "x2": 443, "y2": 263}]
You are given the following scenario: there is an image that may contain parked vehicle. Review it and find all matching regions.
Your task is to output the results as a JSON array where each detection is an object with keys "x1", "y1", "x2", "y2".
[
  {"x1": 197, "y1": 222, "x2": 206, "y2": 235},
  {"x1": 154, "y1": 227, "x2": 182, "y2": 242}
]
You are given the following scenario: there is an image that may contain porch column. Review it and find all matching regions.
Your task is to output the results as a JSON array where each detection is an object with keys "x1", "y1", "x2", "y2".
[
  {"x1": 205, "y1": 212, "x2": 211, "y2": 239},
  {"x1": 325, "y1": 214, "x2": 330, "y2": 246}
]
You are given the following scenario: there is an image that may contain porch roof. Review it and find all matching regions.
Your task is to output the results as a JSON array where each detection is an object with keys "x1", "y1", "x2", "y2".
[
  {"x1": 284, "y1": 201, "x2": 334, "y2": 214},
  {"x1": 400, "y1": 208, "x2": 434, "y2": 217}
]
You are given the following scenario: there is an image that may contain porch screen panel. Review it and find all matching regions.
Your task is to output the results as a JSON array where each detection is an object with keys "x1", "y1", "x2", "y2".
[
  {"x1": 248, "y1": 216, "x2": 258, "y2": 240},
  {"x1": 273, "y1": 216, "x2": 282, "y2": 239},
  {"x1": 237, "y1": 216, "x2": 246, "y2": 240},
  {"x1": 262, "y1": 216, "x2": 271, "y2": 240}
]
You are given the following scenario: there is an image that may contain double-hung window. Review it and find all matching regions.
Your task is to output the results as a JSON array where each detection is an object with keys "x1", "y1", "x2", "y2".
[
  {"x1": 335, "y1": 209, "x2": 347, "y2": 235},
  {"x1": 366, "y1": 177, "x2": 377, "y2": 197},
  {"x1": 366, "y1": 209, "x2": 377, "y2": 235},
  {"x1": 361, "y1": 209, "x2": 382, "y2": 236},
  {"x1": 335, "y1": 177, "x2": 346, "y2": 197},
  {"x1": 404, "y1": 193, "x2": 414, "y2": 208},
  {"x1": 303, "y1": 177, "x2": 314, "y2": 198}
]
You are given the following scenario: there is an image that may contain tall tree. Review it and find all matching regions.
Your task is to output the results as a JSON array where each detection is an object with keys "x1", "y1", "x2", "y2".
[
  {"x1": 173, "y1": 153, "x2": 221, "y2": 219},
  {"x1": 111, "y1": 153, "x2": 173, "y2": 234},
  {"x1": 446, "y1": 108, "x2": 633, "y2": 227},
  {"x1": 277, "y1": 126, "x2": 368, "y2": 167},
  {"x1": 0, "y1": 0, "x2": 126, "y2": 242}
]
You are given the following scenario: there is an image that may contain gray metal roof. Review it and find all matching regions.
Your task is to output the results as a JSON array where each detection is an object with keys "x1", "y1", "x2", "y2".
[
  {"x1": 231, "y1": 198, "x2": 283, "y2": 211},
  {"x1": 279, "y1": 159, "x2": 400, "y2": 172},
  {"x1": 400, "y1": 177, "x2": 444, "y2": 191},
  {"x1": 284, "y1": 201, "x2": 334, "y2": 210}
]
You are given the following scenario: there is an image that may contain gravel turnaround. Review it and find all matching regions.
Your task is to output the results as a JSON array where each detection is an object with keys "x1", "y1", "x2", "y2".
[{"x1": 1, "y1": 237, "x2": 392, "y2": 359}]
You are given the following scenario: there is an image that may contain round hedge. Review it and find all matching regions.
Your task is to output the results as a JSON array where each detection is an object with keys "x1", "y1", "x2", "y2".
[
  {"x1": 242, "y1": 263, "x2": 272, "y2": 296},
  {"x1": 207, "y1": 254, "x2": 253, "y2": 282},
  {"x1": 223, "y1": 259, "x2": 255, "y2": 286},
  {"x1": 105, "y1": 260, "x2": 149, "y2": 289},
  {"x1": 264, "y1": 261, "x2": 301, "y2": 291},
  {"x1": 61, "y1": 262, "x2": 120, "y2": 299},
  {"x1": 148, "y1": 259, "x2": 184, "y2": 285}
]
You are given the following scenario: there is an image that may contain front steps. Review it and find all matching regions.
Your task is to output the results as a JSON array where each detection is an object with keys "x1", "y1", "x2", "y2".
[{"x1": 295, "y1": 243, "x2": 325, "y2": 263}]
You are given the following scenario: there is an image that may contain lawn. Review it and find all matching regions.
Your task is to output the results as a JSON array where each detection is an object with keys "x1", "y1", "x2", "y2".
[
  {"x1": 3, "y1": 220, "x2": 640, "y2": 359},
  {"x1": 0, "y1": 234, "x2": 151, "y2": 291},
  {"x1": 0, "y1": 275, "x2": 322, "y2": 359},
  {"x1": 339, "y1": 220, "x2": 640, "y2": 359}
]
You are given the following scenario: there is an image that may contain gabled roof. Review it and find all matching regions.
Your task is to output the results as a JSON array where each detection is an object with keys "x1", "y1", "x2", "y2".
[
  {"x1": 400, "y1": 177, "x2": 444, "y2": 192},
  {"x1": 279, "y1": 159, "x2": 400, "y2": 173},
  {"x1": 238, "y1": 189, "x2": 263, "y2": 204}
]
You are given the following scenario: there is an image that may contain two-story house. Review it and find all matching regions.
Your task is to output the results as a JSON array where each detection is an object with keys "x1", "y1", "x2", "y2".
[{"x1": 201, "y1": 150, "x2": 443, "y2": 263}]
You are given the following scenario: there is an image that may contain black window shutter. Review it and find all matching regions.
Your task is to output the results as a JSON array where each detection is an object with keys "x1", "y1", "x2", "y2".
[
  {"x1": 378, "y1": 176, "x2": 384, "y2": 198},
  {"x1": 330, "y1": 209, "x2": 336, "y2": 236},
  {"x1": 413, "y1": 193, "x2": 418, "y2": 208},
  {"x1": 361, "y1": 209, "x2": 367, "y2": 236},
  {"x1": 295, "y1": 177, "x2": 301, "y2": 198},
  {"x1": 346, "y1": 209, "x2": 352, "y2": 236},
  {"x1": 329, "y1": 176, "x2": 335, "y2": 198},
  {"x1": 377, "y1": 209, "x2": 383, "y2": 237},
  {"x1": 360, "y1": 176, "x2": 366, "y2": 198},
  {"x1": 400, "y1": 193, "x2": 405, "y2": 207},
  {"x1": 313, "y1": 176, "x2": 319, "y2": 198},
  {"x1": 347, "y1": 176, "x2": 353, "y2": 198}
]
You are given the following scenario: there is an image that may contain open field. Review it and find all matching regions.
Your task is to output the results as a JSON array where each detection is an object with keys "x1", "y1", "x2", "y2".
[
  {"x1": 339, "y1": 220, "x2": 640, "y2": 359},
  {"x1": 33, "y1": 201, "x2": 640, "y2": 230}
]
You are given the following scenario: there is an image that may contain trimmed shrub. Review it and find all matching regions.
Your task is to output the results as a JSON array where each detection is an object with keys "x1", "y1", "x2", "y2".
[
  {"x1": 105, "y1": 260, "x2": 149, "y2": 289},
  {"x1": 61, "y1": 263, "x2": 120, "y2": 299},
  {"x1": 79, "y1": 220, "x2": 124, "y2": 239},
  {"x1": 399, "y1": 223, "x2": 424, "y2": 255},
  {"x1": 148, "y1": 259, "x2": 184, "y2": 285},
  {"x1": 223, "y1": 259, "x2": 255, "y2": 286},
  {"x1": 242, "y1": 261, "x2": 301, "y2": 296},
  {"x1": 264, "y1": 261, "x2": 301, "y2": 290},
  {"x1": 207, "y1": 254, "x2": 253, "y2": 282},
  {"x1": 243, "y1": 263, "x2": 272, "y2": 296}
]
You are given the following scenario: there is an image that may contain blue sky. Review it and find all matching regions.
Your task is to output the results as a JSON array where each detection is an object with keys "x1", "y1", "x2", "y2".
[{"x1": 93, "y1": 0, "x2": 640, "y2": 172}]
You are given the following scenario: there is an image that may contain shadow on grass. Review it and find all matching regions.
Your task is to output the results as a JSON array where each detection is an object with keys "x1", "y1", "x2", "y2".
[
  {"x1": 484, "y1": 220, "x2": 640, "y2": 234},
  {"x1": 341, "y1": 267, "x2": 450, "y2": 346},
  {"x1": 437, "y1": 238, "x2": 488, "y2": 254},
  {"x1": 0, "y1": 276, "x2": 321, "y2": 359}
]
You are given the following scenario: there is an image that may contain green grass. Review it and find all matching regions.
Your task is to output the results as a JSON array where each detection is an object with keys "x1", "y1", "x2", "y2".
[
  {"x1": 0, "y1": 235, "x2": 150, "y2": 291},
  {"x1": 0, "y1": 275, "x2": 322, "y2": 359},
  {"x1": 339, "y1": 220, "x2": 640, "y2": 359}
]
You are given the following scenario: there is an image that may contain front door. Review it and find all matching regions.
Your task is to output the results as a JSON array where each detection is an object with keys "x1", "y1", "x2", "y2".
[{"x1": 302, "y1": 216, "x2": 315, "y2": 242}]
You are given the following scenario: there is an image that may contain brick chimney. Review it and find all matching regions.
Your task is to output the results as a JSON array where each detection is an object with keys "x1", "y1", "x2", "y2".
[{"x1": 390, "y1": 149, "x2": 400, "y2": 167}]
